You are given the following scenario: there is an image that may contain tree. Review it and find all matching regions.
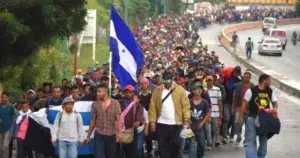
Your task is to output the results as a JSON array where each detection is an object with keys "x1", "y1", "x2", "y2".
[
  {"x1": 0, "y1": 0, "x2": 87, "y2": 67},
  {"x1": 130, "y1": 0, "x2": 150, "y2": 25},
  {"x1": 169, "y1": 0, "x2": 183, "y2": 14},
  {"x1": 296, "y1": 0, "x2": 300, "y2": 16}
]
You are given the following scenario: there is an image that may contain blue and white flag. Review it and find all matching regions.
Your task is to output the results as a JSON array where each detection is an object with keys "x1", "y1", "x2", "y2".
[
  {"x1": 29, "y1": 101, "x2": 94, "y2": 155},
  {"x1": 110, "y1": 5, "x2": 144, "y2": 88}
]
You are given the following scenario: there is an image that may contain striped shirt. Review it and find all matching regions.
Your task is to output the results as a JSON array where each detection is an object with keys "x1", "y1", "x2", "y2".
[{"x1": 205, "y1": 86, "x2": 222, "y2": 117}]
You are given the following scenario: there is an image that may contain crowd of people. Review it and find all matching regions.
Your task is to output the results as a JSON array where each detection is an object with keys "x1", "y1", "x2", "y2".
[
  {"x1": 194, "y1": 7, "x2": 296, "y2": 28},
  {"x1": 0, "y1": 7, "x2": 281, "y2": 158}
]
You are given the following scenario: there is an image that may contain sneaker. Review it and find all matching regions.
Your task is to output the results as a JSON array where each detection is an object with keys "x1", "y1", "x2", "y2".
[
  {"x1": 230, "y1": 137, "x2": 234, "y2": 143},
  {"x1": 235, "y1": 136, "x2": 242, "y2": 146},
  {"x1": 243, "y1": 140, "x2": 247, "y2": 147},
  {"x1": 215, "y1": 141, "x2": 221, "y2": 147},
  {"x1": 206, "y1": 145, "x2": 212, "y2": 151},
  {"x1": 222, "y1": 138, "x2": 227, "y2": 144}
]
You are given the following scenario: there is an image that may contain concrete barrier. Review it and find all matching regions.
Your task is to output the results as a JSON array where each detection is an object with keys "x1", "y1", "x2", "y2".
[{"x1": 219, "y1": 18, "x2": 300, "y2": 98}]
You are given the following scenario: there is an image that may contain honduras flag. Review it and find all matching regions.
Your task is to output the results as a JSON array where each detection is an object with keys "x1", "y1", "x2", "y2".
[
  {"x1": 24, "y1": 101, "x2": 94, "y2": 155},
  {"x1": 110, "y1": 5, "x2": 144, "y2": 88}
]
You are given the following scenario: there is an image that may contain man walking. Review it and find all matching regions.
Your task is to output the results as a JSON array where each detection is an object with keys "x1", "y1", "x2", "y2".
[
  {"x1": 238, "y1": 74, "x2": 279, "y2": 158},
  {"x1": 189, "y1": 83, "x2": 210, "y2": 158},
  {"x1": 0, "y1": 91, "x2": 17, "y2": 158},
  {"x1": 51, "y1": 97, "x2": 85, "y2": 158},
  {"x1": 205, "y1": 76, "x2": 223, "y2": 148},
  {"x1": 86, "y1": 84, "x2": 122, "y2": 158},
  {"x1": 149, "y1": 71, "x2": 190, "y2": 158},
  {"x1": 232, "y1": 72, "x2": 255, "y2": 147},
  {"x1": 117, "y1": 85, "x2": 143, "y2": 158},
  {"x1": 245, "y1": 37, "x2": 254, "y2": 59},
  {"x1": 44, "y1": 86, "x2": 63, "y2": 108}
]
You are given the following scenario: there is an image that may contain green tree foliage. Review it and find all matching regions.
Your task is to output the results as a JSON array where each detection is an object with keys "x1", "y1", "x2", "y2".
[
  {"x1": 130, "y1": 0, "x2": 150, "y2": 25},
  {"x1": 296, "y1": 0, "x2": 300, "y2": 16},
  {"x1": 0, "y1": 0, "x2": 87, "y2": 67},
  {"x1": 169, "y1": 0, "x2": 183, "y2": 14},
  {"x1": 0, "y1": 46, "x2": 72, "y2": 100}
]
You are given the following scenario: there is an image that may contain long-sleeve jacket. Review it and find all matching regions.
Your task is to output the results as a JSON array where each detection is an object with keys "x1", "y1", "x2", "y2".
[
  {"x1": 51, "y1": 111, "x2": 85, "y2": 142},
  {"x1": 149, "y1": 83, "x2": 191, "y2": 125},
  {"x1": 119, "y1": 99, "x2": 144, "y2": 130}
]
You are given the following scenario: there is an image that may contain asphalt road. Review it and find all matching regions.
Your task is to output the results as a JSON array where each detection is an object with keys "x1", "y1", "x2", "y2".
[
  {"x1": 235, "y1": 24, "x2": 300, "y2": 82},
  {"x1": 189, "y1": 24, "x2": 300, "y2": 158}
]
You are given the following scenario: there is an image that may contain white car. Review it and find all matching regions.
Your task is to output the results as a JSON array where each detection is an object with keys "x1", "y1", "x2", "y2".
[{"x1": 258, "y1": 37, "x2": 282, "y2": 56}]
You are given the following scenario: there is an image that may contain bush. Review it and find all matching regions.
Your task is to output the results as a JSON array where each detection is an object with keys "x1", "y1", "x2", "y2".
[{"x1": 0, "y1": 45, "x2": 73, "y2": 101}]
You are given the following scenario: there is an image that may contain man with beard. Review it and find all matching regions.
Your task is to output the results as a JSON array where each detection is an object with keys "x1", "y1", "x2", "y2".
[
  {"x1": 232, "y1": 72, "x2": 255, "y2": 147},
  {"x1": 238, "y1": 74, "x2": 279, "y2": 158},
  {"x1": 86, "y1": 84, "x2": 122, "y2": 158},
  {"x1": 149, "y1": 71, "x2": 190, "y2": 158}
]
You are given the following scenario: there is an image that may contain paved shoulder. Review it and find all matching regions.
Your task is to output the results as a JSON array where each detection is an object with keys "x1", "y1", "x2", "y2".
[{"x1": 195, "y1": 24, "x2": 300, "y2": 158}]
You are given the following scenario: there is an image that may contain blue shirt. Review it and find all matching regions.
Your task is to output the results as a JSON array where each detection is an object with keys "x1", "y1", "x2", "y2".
[{"x1": 0, "y1": 103, "x2": 16, "y2": 133}]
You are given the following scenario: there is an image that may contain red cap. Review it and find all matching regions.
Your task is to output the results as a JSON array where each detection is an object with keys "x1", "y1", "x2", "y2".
[
  {"x1": 124, "y1": 85, "x2": 135, "y2": 92},
  {"x1": 206, "y1": 75, "x2": 213, "y2": 81},
  {"x1": 177, "y1": 77, "x2": 185, "y2": 84}
]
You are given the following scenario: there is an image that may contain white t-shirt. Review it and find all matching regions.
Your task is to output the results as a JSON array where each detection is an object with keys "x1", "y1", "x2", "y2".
[
  {"x1": 137, "y1": 108, "x2": 149, "y2": 133},
  {"x1": 244, "y1": 89, "x2": 278, "y2": 109},
  {"x1": 206, "y1": 86, "x2": 222, "y2": 118},
  {"x1": 157, "y1": 85, "x2": 177, "y2": 125}
]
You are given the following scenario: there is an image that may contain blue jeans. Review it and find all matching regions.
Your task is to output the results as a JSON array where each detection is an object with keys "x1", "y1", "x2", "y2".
[
  {"x1": 221, "y1": 104, "x2": 231, "y2": 138},
  {"x1": 234, "y1": 112, "x2": 248, "y2": 140},
  {"x1": 189, "y1": 128, "x2": 205, "y2": 158},
  {"x1": 204, "y1": 123, "x2": 212, "y2": 146},
  {"x1": 246, "y1": 117, "x2": 268, "y2": 158},
  {"x1": 137, "y1": 131, "x2": 144, "y2": 158},
  {"x1": 58, "y1": 140, "x2": 77, "y2": 158},
  {"x1": 246, "y1": 48, "x2": 252, "y2": 59},
  {"x1": 94, "y1": 132, "x2": 116, "y2": 158}
]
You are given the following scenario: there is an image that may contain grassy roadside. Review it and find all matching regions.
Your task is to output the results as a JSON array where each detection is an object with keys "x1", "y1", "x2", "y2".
[
  {"x1": 78, "y1": 43, "x2": 109, "y2": 70},
  {"x1": 77, "y1": 0, "x2": 110, "y2": 70}
]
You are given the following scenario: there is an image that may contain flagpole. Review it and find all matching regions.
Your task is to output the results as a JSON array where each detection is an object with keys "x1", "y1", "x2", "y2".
[
  {"x1": 109, "y1": 5, "x2": 112, "y2": 97},
  {"x1": 109, "y1": 52, "x2": 112, "y2": 96}
]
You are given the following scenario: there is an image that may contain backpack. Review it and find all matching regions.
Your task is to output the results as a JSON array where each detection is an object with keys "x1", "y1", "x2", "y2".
[
  {"x1": 57, "y1": 111, "x2": 80, "y2": 127},
  {"x1": 246, "y1": 40, "x2": 253, "y2": 49}
]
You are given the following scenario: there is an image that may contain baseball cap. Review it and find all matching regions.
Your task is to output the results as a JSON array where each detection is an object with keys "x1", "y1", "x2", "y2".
[
  {"x1": 124, "y1": 85, "x2": 135, "y2": 92},
  {"x1": 162, "y1": 72, "x2": 173, "y2": 83},
  {"x1": 62, "y1": 97, "x2": 75, "y2": 105},
  {"x1": 206, "y1": 75, "x2": 213, "y2": 81},
  {"x1": 177, "y1": 77, "x2": 185, "y2": 84},
  {"x1": 190, "y1": 83, "x2": 203, "y2": 91},
  {"x1": 27, "y1": 89, "x2": 36, "y2": 95}
]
